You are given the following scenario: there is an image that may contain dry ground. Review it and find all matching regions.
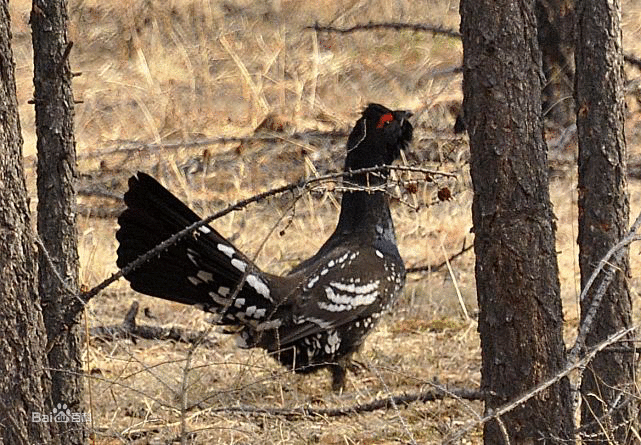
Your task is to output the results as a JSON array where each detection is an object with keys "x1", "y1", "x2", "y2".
[{"x1": 9, "y1": 0, "x2": 641, "y2": 443}]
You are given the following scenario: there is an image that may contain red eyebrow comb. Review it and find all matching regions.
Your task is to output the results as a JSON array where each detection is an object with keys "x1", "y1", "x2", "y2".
[{"x1": 376, "y1": 112, "x2": 394, "y2": 129}]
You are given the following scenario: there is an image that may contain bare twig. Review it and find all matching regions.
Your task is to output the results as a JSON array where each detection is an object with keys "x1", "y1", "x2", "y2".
[
  {"x1": 306, "y1": 22, "x2": 461, "y2": 39},
  {"x1": 548, "y1": 123, "x2": 577, "y2": 152},
  {"x1": 424, "y1": 66, "x2": 463, "y2": 77},
  {"x1": 77, "y1": 186, "x2": 122, "y2": 201},
  {"x1": 56, "y1": 41, "x2": 73, "y2": 74},
  {"x1": 76, "y1": 205, "x2": 123, "y2": 219},
  {"x1": 496, "y1": 416, "x2": 512, "y2": 445},
  {"x1": 33, "y1": 233, "x2": 76, "y2": 297},
  {"x1": 575, "y1": 394, "x2": 638, "y2": 439}
]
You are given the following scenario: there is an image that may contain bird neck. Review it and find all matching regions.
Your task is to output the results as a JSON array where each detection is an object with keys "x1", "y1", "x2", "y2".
[{"x1": 335, "y1": 189, "x2": 396, "y2": 244}]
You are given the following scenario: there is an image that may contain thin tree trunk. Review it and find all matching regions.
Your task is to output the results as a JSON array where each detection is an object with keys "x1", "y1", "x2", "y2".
[
  {"x1": 460, "y1": 0, "x2": 575, "y2": 442},
  {"x1": 575, "y1": 0, "x2": 636, "y2": 441},
  {"x1": 31, "y1": 0, "x2": 84, "y2": 443},
  {"x1": 0, "y1": 1, "x2": 54, "y2": 443}
]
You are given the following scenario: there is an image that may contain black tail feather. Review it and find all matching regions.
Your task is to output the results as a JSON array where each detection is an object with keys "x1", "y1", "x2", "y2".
[{"x1": 116, "y1": 172, "x2": 274, "y2": 320}]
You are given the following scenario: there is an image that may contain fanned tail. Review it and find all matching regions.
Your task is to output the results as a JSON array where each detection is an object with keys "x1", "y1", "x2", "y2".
[{"x1": 116, "y1": 172, "x2": 276, "y2": 326}]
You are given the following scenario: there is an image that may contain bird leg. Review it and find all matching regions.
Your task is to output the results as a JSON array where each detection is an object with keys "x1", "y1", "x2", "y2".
[
  {"x1": 330, "y1": 355, "x2": 369, "y2": 391},
  {"x1": 330, "y1": 363, "x2": 347, "y2": 392}
]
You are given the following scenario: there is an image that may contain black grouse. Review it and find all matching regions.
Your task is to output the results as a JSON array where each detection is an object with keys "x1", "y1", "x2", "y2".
[{"x1": 116, "y1": 103, "x2": 413, "y2": 390}]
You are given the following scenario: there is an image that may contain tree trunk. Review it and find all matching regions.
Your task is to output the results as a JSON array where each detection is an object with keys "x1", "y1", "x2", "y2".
[
  {"x1": 460, "y1": 0, "x2": 575, "y2": 442},
  {"x1": 30, "y1": 0, "x2": 84, "y2": 443},
  {"x1": 536, "y1": 0, "x2": 575, "y2": 127},
  {"x1": 575, "y1": 0, "x2": 636, "y2": 441},
  {"x1": 0, "y1": 2, "x2": 54, "y2": 443}
]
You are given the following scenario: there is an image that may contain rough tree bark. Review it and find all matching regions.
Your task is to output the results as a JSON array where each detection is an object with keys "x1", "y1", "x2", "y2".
[
  {"x1": 536, "y1": 0, "x2": 575, "y2": 127},
  {"x1": 460, "y1": 0, "x2": 575, "y2": 442},
  {"x1": 31, "y1": 0, "x2": 84, "y2": 443},
  {"x1": 575, "y1": 0, "x2": 636, "y2": 441},
  {"x1": 0, "y1": 1, "x2": 54, "y2": 443}
]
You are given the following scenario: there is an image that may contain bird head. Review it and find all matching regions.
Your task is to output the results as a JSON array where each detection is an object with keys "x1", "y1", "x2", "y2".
[{"x1": 344, "y1": 103, "x2": 413, "y2": 184}]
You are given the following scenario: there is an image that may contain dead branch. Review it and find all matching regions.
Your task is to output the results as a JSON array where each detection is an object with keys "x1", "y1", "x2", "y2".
[
  {"x1": 548, "y1": 123, "x2": 577, "y2": 152},
  {"x1": 306, "y1": 22, "x2": 461, "y2": 39},
  {"x1": 76, "y1": 172, "x2": 459, "y2": 221},
  {"x1": 90, "y1": 302, "x2": 219, "y2": 349},
  {"x1": 89, "y1": 386, "x2": 482, "y2": 440},
  {"x1": 203, "y1": 386, "x2": 484, "y2": 420}
]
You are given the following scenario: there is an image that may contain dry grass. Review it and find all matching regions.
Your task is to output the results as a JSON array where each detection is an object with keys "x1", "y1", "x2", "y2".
[{"x1": 9, "y1": 0, "x2": 641, "y2": 443}]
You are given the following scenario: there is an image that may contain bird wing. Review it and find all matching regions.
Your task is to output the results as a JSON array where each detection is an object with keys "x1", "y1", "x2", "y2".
[{"x1": 277, "y1": 244, "x2": 404, "y2": 346}]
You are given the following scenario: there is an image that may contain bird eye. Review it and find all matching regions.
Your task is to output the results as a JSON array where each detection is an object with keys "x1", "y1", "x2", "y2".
[{"x1": 376, "y1": 113, "x2": 394, "y2": 129}]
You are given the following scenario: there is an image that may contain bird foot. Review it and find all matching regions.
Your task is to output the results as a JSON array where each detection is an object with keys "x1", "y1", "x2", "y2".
[{"x1": 330, "y1": 358, "x2": 369, "y2": 392}]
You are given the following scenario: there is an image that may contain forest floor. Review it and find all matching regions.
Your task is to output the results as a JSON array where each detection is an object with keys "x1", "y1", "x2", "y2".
[{"x1": 9, "y1": 0, "x2": 641, "y2": 443}]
